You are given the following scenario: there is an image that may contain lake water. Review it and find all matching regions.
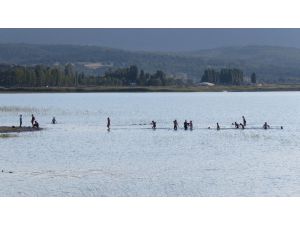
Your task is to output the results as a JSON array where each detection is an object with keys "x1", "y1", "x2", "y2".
[{"x1": 0, "y1": 92, "x2": 300, "y2": 196}]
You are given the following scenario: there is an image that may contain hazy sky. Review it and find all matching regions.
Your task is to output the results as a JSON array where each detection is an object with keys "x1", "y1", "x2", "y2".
[{"x1": 0, "y1": 29, "x2": 300, "y2": 51}]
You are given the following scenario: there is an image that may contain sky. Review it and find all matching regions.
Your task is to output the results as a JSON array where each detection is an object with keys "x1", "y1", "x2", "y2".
[{"x1": 0, "y1": 29, "x2": 300, "y2": 52}]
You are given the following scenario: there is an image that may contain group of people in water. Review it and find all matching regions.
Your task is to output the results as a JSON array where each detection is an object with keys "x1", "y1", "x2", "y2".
[
  {"x1": 19, "y1": 114, "x2": 39, "y2": 128},
  {"x1": 174, "y1": 120, "x2": 193, "y2": 130},
  {"x1": 31, "y1": 114, "x2": 39, "y2": 128},
  {"x1": 18, "y1": 114, "x2": 57, "y2": 128},
  {"x1": 142, "y1": 116, "x2": 281, "y2": 131},
  {"x1": 150, "y1": 119, "x2": 193, "y2": 130},
  {"x1": 231, "y1": 116, "x2": 247, "y2": 129},
  {"x1": 112, "y1": 116, "x2": 278, "y2": 130},
  {"x1": 151, "y1": 116, "x2": 277, "y2": 131},
  {"x1": 209, "y1": 116, "x2": 277, "y2": 130},
  {"x1": 17, "y1": 115, "x2": 280, "y2": 131}
]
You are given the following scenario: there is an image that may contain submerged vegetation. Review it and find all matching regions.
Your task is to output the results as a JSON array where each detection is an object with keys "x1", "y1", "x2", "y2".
[
  {"x1": 0, "y1": 133, "x2": 18, "y2": 138},
  {"x1": 0, "y1": 106, "x2": 38, "y2": 112}
]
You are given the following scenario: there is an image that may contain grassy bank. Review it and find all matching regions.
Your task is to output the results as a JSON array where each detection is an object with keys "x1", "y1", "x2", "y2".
[
  {"x1": 1, "y1": 84, "x2": 300, "y2": 93},
  {"x1": 0, "y1": 126, "x2": 42, "y2": 133},
  {"x1": 0, "y1": 133, "x2": 18, "y2": 138}
]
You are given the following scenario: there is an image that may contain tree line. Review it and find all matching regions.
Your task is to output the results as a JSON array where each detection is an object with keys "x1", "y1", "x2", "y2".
[
  {"x1": 0, "y1": 64, "x2": 78, "y2": 87},
  {"x1": 0, "y1": 64, "x2": 185, "y2": 87},
  {"x1": 102, "y1": 65, "x2": 186, "y2": 86},
  {"x1": 0, "y1": 63, "x2": 257, "y2": 87},
  {"x1": 201, "y1": 68, "x2": 256, "y2": 85}
]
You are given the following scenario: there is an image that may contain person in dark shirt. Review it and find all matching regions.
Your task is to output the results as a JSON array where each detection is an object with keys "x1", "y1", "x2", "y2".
[
  {"x1": 239, "y1": 123, "x2": 245, "y2": 129},
  {"x1": 217, "y1": 123, "x2": 220, "y2": 130},
  {"x1": 184, "y1": 120, "x2": 188, "y2": 130},
  {"x1": 189, "y1": 120, "x2": 193, "y2": 130},
  {"x1": 173, "y1": 120, "x2": 178, "y2": 130},
  {"x1": 151, "y1": 121, "x2": 156, "y2": 129},
  {"x1": 263, "y1": 122, "x2": 270, "y2": 130},
  {"x1": 52, "y1": 117, "x2": 56, "y2": 124},
  {"x1": 242, "y1": 116, "x2": 247, "y2": 127},
  {"x1": 33, "y1": 121, "x2": 39, "y2": 128},
  {"x1": 19, "y1": 114, "x2": 22, "y2": 127},
  {"x1": 31, "y1": 114, "x2": 35, "y2": 127},
  {"x1": 107, "y1": 117, "x2": 111, "y2": 130}
]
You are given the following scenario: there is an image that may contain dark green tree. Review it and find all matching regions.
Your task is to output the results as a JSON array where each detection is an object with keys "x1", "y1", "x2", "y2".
[{"x1": 251, "y1": 72, "x2": 257, "y2": 84}]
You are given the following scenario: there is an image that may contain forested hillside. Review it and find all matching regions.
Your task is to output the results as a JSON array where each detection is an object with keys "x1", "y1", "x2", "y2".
[{"x1": 1, "y1": 44, "x2": 300, "y2": 83}]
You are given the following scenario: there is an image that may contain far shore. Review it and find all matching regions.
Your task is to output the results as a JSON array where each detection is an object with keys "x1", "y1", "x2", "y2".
[{"x1": 1, "y1": 84, "x2": 300, "y2": 93}]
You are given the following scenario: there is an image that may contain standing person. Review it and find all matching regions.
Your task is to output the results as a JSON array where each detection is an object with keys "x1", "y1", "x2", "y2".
[
  {"x1": 19, "y1": 114, "x2": 22, "y2": 128},
  {"x1": 31, "y1": 114, "x2": 35, "y2": 127},
  {"x1": 242, "y1": 116, "x2": 247, "y2": 127},
  {"x1": 263, "y1": 122, "x2": 270, "y2": 130},
  {"x1": 107, "y1": 117, "x2": 111, "y2": 130},
  {"x1": 151, "y1": 120, "x2": 156, "y2": 129},
  {"x1": 184, "y1": 120, "x2": 188, "y2": 130},
  {"x1": 217, "y1": 123, "x2": 220, "y2": 130},
  {"x1": 189, "y1": 120, "x2": 193, "y2": 130},
  {"x1": 52, "y1": 117, "x2": 56, "y2": 124},
  {"x1": 173, "y1": 119, "x2": 178, "y2": 130}
]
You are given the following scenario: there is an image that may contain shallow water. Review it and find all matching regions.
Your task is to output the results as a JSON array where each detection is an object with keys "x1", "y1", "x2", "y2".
[{"x1": 0, "y1": 92, "x2": 300, "y2": 196}]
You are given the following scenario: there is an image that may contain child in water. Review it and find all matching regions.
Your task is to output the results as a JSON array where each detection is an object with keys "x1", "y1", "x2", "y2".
[{"x1": 33, "y1": 121, "x2": 39, "y2": 128}]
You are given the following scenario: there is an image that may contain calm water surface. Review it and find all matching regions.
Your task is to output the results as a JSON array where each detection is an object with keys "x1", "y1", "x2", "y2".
[{"x1": 0, "y1": 92, "x2": 300, "y2": 196}]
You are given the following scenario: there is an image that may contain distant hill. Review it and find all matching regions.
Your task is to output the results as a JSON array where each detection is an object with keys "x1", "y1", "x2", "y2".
[{"x1": 1, "y1": 43, "x2": 300, "y2": 83}]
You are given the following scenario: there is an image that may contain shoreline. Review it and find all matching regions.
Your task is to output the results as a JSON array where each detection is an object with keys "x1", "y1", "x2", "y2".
[{"x1": 1, "y1": 85, "x2": 300, "y2": 93}]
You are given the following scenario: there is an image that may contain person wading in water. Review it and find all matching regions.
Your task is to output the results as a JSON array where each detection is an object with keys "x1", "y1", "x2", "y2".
[
  {"x1": 242, "y1": 116, "x2": 247, "y2": 127},
  {"x1": 239, "y1": 123, "x2": 245, "y2": 129},
  {"x1": 189, "y1": 120, "x2": 193, "y2": 130},
  {"x1": 173, "y1": 120, "x2": 178, "y2": 130},
  {"x1": 184, "y1": 120, "x2": 188, "y2": 130},
  {"x1": 263, "y1": 122, "x2": 270, "y2": 130},
  {"x1": 151, "y1": 121, "x2": 156, "y2": 129},
  {"x1": 19, "y1": 114, "x2": 22, "y2": 128},
  {"x1": 33, "y1": 120, "x2": 39, "y2": 128},
  {"x1": 107, "y1": 117, "x2": 111, "y2": 130},
  {"x1": 31, "y1": 114, "x2": 35, "y2": 127}
]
